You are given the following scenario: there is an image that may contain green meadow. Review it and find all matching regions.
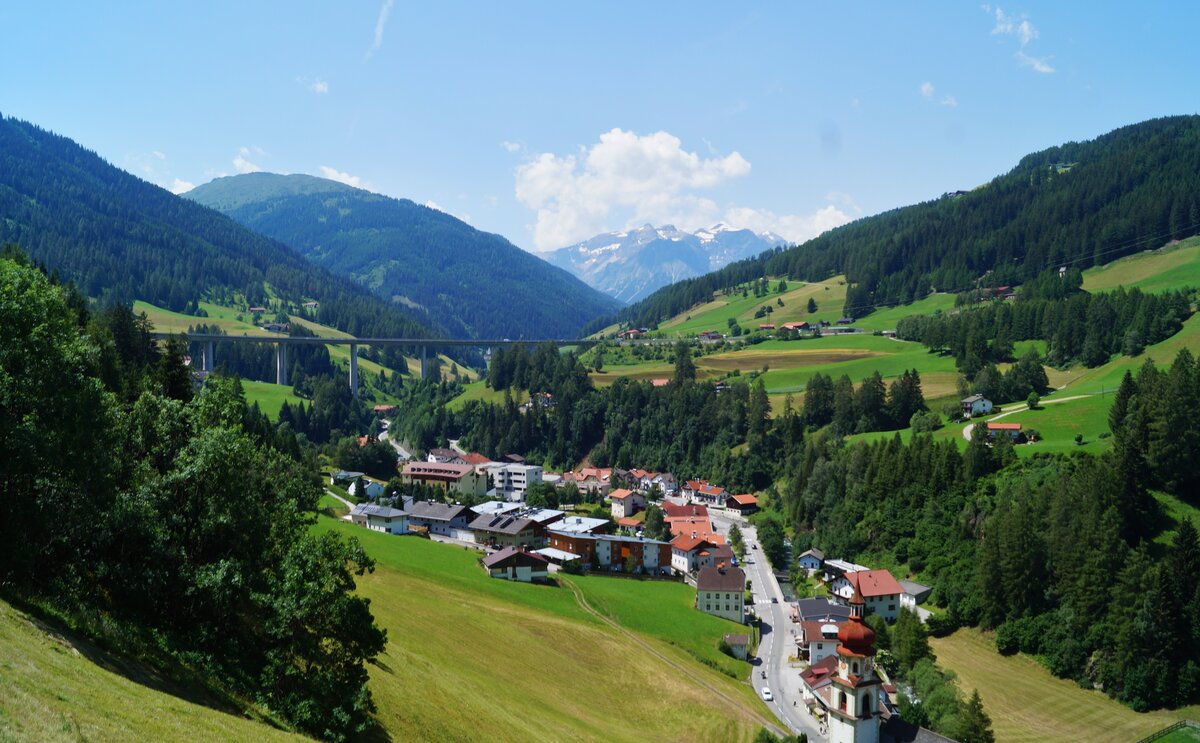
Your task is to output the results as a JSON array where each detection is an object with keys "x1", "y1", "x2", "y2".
[{"x1": 1082, "y1": 235, "x2": 1200, "y2": 294}]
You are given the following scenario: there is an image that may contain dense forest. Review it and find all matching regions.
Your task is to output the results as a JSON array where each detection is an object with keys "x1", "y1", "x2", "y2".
[
  {"x1": 0, "y1": 251, "x2": 385, "y2": 741},
  {"x1": 596, "y1": 115, "x2": 1200, "y2": 331},
  {"x1": 0, "y1": 115, "x2": 436, "y2": 341},
  {"x1": 187, "y1": 173, "x2": 620, "y2": 340}
]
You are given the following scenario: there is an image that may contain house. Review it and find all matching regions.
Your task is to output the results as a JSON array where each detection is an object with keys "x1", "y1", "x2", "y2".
[
  {"x1": 616, "y1": 516, "x2": 642, "y2": 534},
  {"x1": 302, "y1": 301, "x2": 319, "y2": 309},
  {"x1": 460, "y1": 452, "x2": 493, "y2": 467},
  {"x1": 780, "y1": 321, "x2": 810, "y2": 332},
  {"x1": 723, "y1": 633, "x2": 749, "y2": 660},
  {"x1": 899, "y1": 580, "x2": 932, "y2": 612},
  {"x1": 487, "y1": 462, "x2": 543, "y2": 501},
  {"x1": 798, "y1": 620, "x2": 842, "y2": 664},
  {"x1": 627, "y1": 469, "x2": 677, "y2": 496},
  {"x1": 469, "y1": 513, "x2": 545, "y2": 549},
  {"x1": 260, "y1": 322, "x2": 289, "y2": 333},
  {"x1": 798, "y1": 548, "x2": 825, "y2": 572},
  {"x1": 961, "y1": 394, "x2": 993, "y2": 417},
  {"x1": 617, "y1": 328, "x2": 643, "y2": 340},
  {"x1": 348, "y1": 477, "x2": 386, "y2": 501},
  {"x1": 609, "y1": 488, "x2": 645, "y2": 519},
  {"x1": 698, "y1": 330, "x2": 723, "y2": 342},
  {"x1": 725, "y1": 493, "x2": 759, "y2": 515},
  {"x1": 832, "y1": 569, "x2": 903, "y2": 621},
  {"x1": 329, "y1": 470, "x2": 365, "y2": 486},
  {"x1": 799, "y1": 653, "x2": 840, "y2": 710},
  {"x1": 837, "y1": 317, "x2": 855, "y2": 325},
  {"x1": 427, "y1": 447, "x2": 466, "y2": 464},
  {"x1": 481, "y1": 547, "x2": 549, "y2": 582},
  {"x1": 672, "y1": 534, "x2": 720, "y2": 574},
  {"x1": 248, "y1": 306, "x2": 268, "y2": 313},
  {"x1": 696, "y1": 567, "x2": 746, "y2": 624},
  {"x1": 518, "y1": 507, "x2": 567, "y2": 527},
  {"x1": 650, "y1": 378, "x2": 671, "y2": 387},
  {"x1": 758, "y1": 323, "x2": 775, "y2": 330},
  {"x1": 823, "y1": 558, "x2": 870, "y2": 582},
  {"x1": 406, "y1": 500, "x2": 475, "y2": 538},
  {"x1": 502, "y1": 453, "x2": 526, "y2": 464},
  {"x1": 559, "y1": 467, "x2": 612, "y2": 497},
  {"x1": 373, "y1": 404, "x2": 398, "y2": 417},
  {"x1": 402, "y1": 462, "x2": 489, "y2": 498},
  {"x1": 349, "y1": 503, "x2": 409, "y2": 535},
  {"x1": 682, "y1": 479, "x2": 728, "y2": 505},
  {"x1": 710, "y1": 543, "x2": 736, "y2": 569},
  {"x1": 472, "y1": 500, "x2": 522, "y2": 517},
  {"x1": 792, "y1": 597, "x2": 853, "y2": 624},
  {"x1": 546, "y1": 531, "x2": 672, "y2": 574},
  {"x1": 986, "y1": 422, "x2": 1023, "y2": 442},
  {"x1": 545, "y1": 516, "x2": 611, "y2": 535}
]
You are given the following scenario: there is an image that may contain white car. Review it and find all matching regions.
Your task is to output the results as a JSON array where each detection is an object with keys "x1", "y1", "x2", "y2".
[{"x1": 761, "y1": 687, "x2": 773, "y2": 702}]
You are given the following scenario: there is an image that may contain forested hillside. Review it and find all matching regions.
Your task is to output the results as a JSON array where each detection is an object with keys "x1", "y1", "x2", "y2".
[
  {"x1": 601, "y1": 115, "x2": 1200, "y2": 330},
  {"x1": 0, "y1": 115, "x2": 434, "y2": 340},
  {"x1": 187, "y1": 173, "x2": 620, "y2": 339}
]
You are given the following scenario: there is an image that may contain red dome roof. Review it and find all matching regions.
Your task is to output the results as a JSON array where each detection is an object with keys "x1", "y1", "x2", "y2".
[{"x1": 838, "y1": 616, "x2": 876, "y2": 655}]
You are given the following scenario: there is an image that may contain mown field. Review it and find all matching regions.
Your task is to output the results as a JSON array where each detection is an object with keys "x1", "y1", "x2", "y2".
[
  {"x1": 0, "y1": 600, "x2": 300, "y2": 743},
  {"x1": 1082, "y1": 236, "x2": 1200, "y2": 294},
  {"x1": 240, "y1": 380, "x2": 304, "y2": 419},
  {"x1": 445, "y1": 379, "x2": 527, "y2": 411},
  {"x1": 658, "y1": 277, "x2": 848, "y2": 337},
  {"x1": 315, "y1": 518, "x2": 771, "y2": 742},
  {"x1": 931, "y1": 627, "x2": 1200, "y2": 743}
]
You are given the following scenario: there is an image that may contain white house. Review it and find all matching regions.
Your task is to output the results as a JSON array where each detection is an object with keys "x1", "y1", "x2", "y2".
[
  {"x1": 798, "y1": 548, "x2": 825, "y2": 573},
  {"x1": 832, "y1": 569, "x2": 903, "y2": 621},
  {"x1": 798, "y1": 620, "x2": 842, "y2": 665},
  {"x1": 481, "y1": 547, "x2": 549, "y2": 582},
  {"x1": 696, "y1": 566, "x2": 746, "y2": 624},
  {"x1": 349, "y1": 503, "x2": 409, "y2": 535},
  {"x1": 671, "y1": 534, "x2": 719, "y2": 575},
  {"x1": 899, "y1": 580, "x2": 932, "y2": 612},
  {"x1": 961, "y1": 394, "x2": 994, "y2": 417},
  {"x1": 609, "y1": 488, "x2": 645, "y2": 519},
  {"x1": 348, "y1": 478, "x2": 385, "y2": 500},
  {"x1": 488, "y1": 463, "x2": 543, "y2": 501}
]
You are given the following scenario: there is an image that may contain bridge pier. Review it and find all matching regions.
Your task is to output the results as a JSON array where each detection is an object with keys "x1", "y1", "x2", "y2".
[
  {"x1": 421, "y1": 346, "x2": 427, "y2": 380},
  {"x1": 203, "y1": 340, "x2": 215, "y2": 372},
  {"x1": 349, "y1": 343, "x2": 359, "y2": 397},
  {"x1": 275, "y1": 343, "x2": 288, "y2": 385}
]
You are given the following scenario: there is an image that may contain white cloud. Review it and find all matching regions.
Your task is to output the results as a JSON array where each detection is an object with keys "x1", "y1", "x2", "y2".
[
  {"x1": 370, "y1": 0, "x2": 394, "y2": 54},
  {"x1": 920, "y1": 81, "x2": 935, "y2": 99},
  {"x1": 310, "y1": 78, "x2": 329, "y2": 94},
  {"x1": 514, "y1": 128, "x2": 751, "y2": 250},
  {"x1": 152, "y1": 150, "x2": 166, "y2": 160},
  {"x1": 940, "y1": 95, "x2": 959, "y2": 107},
  {"x1": 318, "y1": 165, "x2": 363, "y2": 188},
  {"x1": 233, "y1": 146, "x2": 261, "y2": 174},
  {"x1": 501, "y1": 140, "x2": 521, "y2": 153},
  {"x1": 1016, "y1": 50, "x2": 1055, "y2": 74},
  {"x1": 424, "y1": 200, "x2": 442, "y2": 211},
  {"x1": 170, "y1": 178, "x2": 195, "y2": 194},
  {"x1": 988, "y1": 6, "x2": 1053, "y2": 73},
  {"x1": 722, "y1": 204, "x2": 853, "y2": 244}
]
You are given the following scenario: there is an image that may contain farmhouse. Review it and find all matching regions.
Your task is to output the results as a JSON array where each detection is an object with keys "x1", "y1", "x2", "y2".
[
  {"x1": 402, "y1": 462, "x2": 489, "y2": 498},
  {"x1": 468, "y1": 513, "x2": 545, "y2": 549},
  {"x1": 961, "y1": 394, "x2": 993, "y2": 417},
  {"x1": 698, "y1": 330, "x2": 723, "y2": 342},
  {"x1": 695, "y1": 566, "x2": 746, "y2": 624},
  {"x1": 986, "y1": 421, "x2": 1023, "y2": 441},
  {"x1": 609, "y1": 488, "x2": 645, "y2": 519},
  {"x1": 481, "y1": 547, "x2": 549, "y2": 583},
  {"x1": 348, "y1": 503, "x2": 409, "y2": 535},
  {"x1": 798, "y1": 548, "x2": 825, "y2": 572},
  {"x1": 780, "y1": 321, "x2": 810, "y2": 332},
  {"x1": 406, "y1": 500, "x2": 475, "y2": 538},
  {"x1": 832, "y1": 569, "x2": 903, "y2": 621},
  {"x1": 725, "y1": 493, "x2": 758, "y2": 515}
]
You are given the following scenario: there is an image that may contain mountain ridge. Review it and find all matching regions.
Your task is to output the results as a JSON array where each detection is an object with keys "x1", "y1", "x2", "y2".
[
  {"x1": 187, "y1": 174, "x2": 621, "y2": 340},
  {"x1": 542, "y1": 223, "x2": 786, "y2": 304}
]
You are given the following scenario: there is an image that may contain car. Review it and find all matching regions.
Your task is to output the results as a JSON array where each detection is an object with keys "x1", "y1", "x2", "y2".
[
  {"x1": 771, "y1": 597, "x2": 778, "y2": 603},
  {"x1": 761, "y1": 687, "x2": 773, "y2": 702}
]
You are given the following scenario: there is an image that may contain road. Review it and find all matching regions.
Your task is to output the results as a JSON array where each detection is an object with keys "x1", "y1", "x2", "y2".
[
  {"x1": 705, "y1": 508, "x2": 827, "y2": 741},
  {"x1": 378, "y1": 428, "x2": 411, "y2": 460}
]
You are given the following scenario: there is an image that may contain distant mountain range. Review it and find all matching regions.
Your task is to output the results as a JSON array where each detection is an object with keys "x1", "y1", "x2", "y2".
[
  {"x1": 187, "y1": 174, "x2": 620, "y2": 340},
  {"x1": 542, "y1": 223, "x2": 788, "y2": 304},
  {"x1": 0, "y1": 115, "x2": 433, "y2": 340}
]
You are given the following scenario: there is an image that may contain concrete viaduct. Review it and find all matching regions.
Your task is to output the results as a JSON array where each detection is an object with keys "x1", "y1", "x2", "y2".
[{"x1": 155, "y1": 332, "x2": 603, "y2": 397}]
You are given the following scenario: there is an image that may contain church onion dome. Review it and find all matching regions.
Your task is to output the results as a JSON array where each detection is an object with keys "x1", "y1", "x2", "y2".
[{"x1": 838, "y1": 588, "x2": 876, "y2": 656}]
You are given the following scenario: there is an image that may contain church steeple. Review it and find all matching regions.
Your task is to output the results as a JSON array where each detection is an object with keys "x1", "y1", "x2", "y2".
[{"x1": 829, "y1": 584, "x2": 881, "y2": 743}]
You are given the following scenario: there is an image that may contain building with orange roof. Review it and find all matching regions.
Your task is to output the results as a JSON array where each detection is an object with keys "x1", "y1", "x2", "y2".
[
  {"x1": 831, "y1": 569, "x2": 903, "y2": 621},
  {"x1": 726, "y1": 493, "x2": 759, "y2": 515},
  {"x1": 609, "y1": 488, "x2": 645, "y2": 519}
]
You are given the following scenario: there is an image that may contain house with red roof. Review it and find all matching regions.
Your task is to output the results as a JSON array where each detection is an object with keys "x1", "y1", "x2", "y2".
[
  {"x1": 682, "y1": 479, "x2": 729, "y2": 505},
  {"x1": 797, "y1": 620, "x2": 843, "y2": 665},
  {"x1": 986, "y1": 421, "x2": 1023, "y2": 442},
  {"x1": 725, "y1": 493, "x2": 759, "y2": 515},
  {"x1": 671, "y1": 533, "x2": 721, "y2": 575},
  {"x1": 831, "y1": 569, "x2": 904, "y2": 620},
  {"x1": 609, "y1": 488, "x2": 645, "y2": 519}
]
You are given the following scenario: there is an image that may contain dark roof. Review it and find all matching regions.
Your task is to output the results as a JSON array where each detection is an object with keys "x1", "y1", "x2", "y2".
[
  {"x1": 469, "y1": 513, "x2": 539, "y2": 536},
  {"x1": 696, "y1": 566, "x2": 746, "y2": 592},
  {"x1": 407, "y1": 500, "x2": 471, "y2": 522},
  {"x1": 961, "y1": 394, "x2": 986, "y2": 403},
  {"x1": 350, "y1": 503, "x2": 407, "y2": 518},
  {"x1": 800, "y1": 548, "x2": 825, "y2": 561},
  {"x1": 428, "y1": 447, "x2": 460, "y2": 459},
  {"x1": 899, "y1": 580, "x2": 932, "y2": 600},
  {"x1": 795, "y1": 598, "x2": 853, "y2": 621},
  {"x1": 481, "y1": 546, "x2": 548, "y2": 569},
  {"x1": 881, "y1": 716, "x2": 959, "y2": 743}
]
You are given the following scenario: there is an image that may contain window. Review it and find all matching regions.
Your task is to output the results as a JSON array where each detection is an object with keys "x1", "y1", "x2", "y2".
[{"x1": 888, "y1": 604, "x2": 895, "y2": 611}]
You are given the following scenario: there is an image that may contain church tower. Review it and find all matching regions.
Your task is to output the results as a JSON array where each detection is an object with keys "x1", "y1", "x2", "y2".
[{"x1": 828, "y1": 587, "x2": 881, "y2": 743}]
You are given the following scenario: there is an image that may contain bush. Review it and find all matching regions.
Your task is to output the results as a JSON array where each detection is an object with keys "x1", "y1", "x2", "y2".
[
  {"x1": 911, "y1": 410, "x2": 943, "y2": 433},
  {"x1": 925, "y1": 612, "x2": 960, "y2": 638}
]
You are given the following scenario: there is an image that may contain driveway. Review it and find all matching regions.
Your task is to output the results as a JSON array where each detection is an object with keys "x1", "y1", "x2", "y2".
[{"x1": 962, "y1": 394, "x2": 1093, "y2": 441}]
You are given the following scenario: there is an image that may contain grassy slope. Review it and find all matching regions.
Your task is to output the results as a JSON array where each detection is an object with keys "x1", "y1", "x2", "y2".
[
  {"x1": 0, "y1": 600, "x2": 300, "y2": 743},
  {"x1": 445, "y1": 380, "x2": 527, "y2": 412},
  {"x1": 1082, "y1": 236, "x2": 1200, "y2": 294},
  {"x1": 315, "y1": 518, "x2": 769, "y2": 742},
  {"x1": 659, "y1": 277, "x2": 849, "y2": 337},
  {"x1": 240, "y1": 380, "x2": 304, "y2": 420},
  {"x1": 931, "y1": 628, "x2": 1200, "y2": 743}
]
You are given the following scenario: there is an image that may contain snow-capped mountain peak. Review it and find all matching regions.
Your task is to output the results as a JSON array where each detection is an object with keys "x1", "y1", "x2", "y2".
[{"x1": 542, "y1": 224, "x2": 788, "y2": 304}]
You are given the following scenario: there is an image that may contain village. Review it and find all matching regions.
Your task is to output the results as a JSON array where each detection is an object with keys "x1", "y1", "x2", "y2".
[{"x1": 329, "y1": 431, "x2": 946, "y2": 743}]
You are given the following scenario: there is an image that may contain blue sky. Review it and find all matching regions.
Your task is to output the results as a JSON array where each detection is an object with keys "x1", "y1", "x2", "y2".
[{"x1": 2, "y1": 2, "x2": 1197, "y2": 252}]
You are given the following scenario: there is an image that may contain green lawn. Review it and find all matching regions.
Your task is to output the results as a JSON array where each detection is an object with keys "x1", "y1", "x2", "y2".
[
  {"x1": 0, "y1": 599, "x2": 300, "y2": 743},
  {"x1": 659, "y1": 277, "x2": 849, "y2": 337},
  {"x1": 1156, "y1": 724, "x2": 1200, "y2": 742},
  {"x1": 998, "y1": 393, "x2": 1114, "y2": 457},
  {"x1": 565, "y1": 574, "x2": 751, "y2": 678},
  {"x1": 1082, "y1": 236, "x2": 1200, "y2": 294},
  {"x1": 931, "y1": 627, "x2": 1200, "y2": 743},
  {"x1": 314, "y1": 517, "x2": 769, "y2": 742},
  {"x1": 240, "y1": 380, "x2": 303, "y2": 420},
  {"x1": 446, "y1": 380, "x2": 527, "y2": 411},
  {"x1": 852, "y1": 293, "x2": 959, "y2": 331}
]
